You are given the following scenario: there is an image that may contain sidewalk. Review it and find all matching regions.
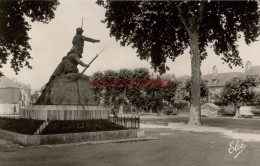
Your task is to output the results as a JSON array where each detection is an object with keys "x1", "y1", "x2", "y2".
[
  {"x1": 141, "y1": 122, "x2": 260, "y2": 142},
  {"x1": 141, "y1": 113, "x2": 260, "y2": 130}
]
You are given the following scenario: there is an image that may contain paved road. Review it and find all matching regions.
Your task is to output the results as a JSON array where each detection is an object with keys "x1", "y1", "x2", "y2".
[{"x1": 1, "y1": 123, "x2": 260, "y2": 166}]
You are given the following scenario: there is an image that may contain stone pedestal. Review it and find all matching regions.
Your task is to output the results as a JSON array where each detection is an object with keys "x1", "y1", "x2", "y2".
[
  {"x1": 24, "y1": 73, "x2": 110, "y2": 120},
  {"x1": 36, "y1": 73, "x2": 96, "y2": 105}
]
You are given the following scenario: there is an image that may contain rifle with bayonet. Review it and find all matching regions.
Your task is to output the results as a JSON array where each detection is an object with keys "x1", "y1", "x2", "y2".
[{"x1": 81, "y1": 46, "x2": 108, "y2": 74}]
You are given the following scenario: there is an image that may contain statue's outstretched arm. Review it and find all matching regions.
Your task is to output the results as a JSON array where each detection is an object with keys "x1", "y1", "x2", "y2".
[
  {"x1": 82, "y1": 35, "x2": 100, "y2": 43},
  {"x1": 74, "y1": 54, "x2": 89, "y2": 68}
]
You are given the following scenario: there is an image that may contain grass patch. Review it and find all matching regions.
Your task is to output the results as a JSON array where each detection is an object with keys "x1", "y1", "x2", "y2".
[
  {"x1": 0, "y1": 118, "x2": 44, "y2": 135},
  {"x1": 41, "y1": 119, "x2": 128, "y2": 135}
]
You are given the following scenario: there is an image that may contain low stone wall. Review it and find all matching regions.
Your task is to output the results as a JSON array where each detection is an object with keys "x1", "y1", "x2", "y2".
[
  {"x1": 20, "y1": 105, "x2": 110, "y2": 120},
  {"x1": 0, "y1": 129, "x2": 144, "y2": 146}
]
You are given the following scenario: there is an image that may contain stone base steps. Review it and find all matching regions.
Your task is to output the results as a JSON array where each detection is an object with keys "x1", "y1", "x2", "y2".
[{"x1": 34, "y1": 121, "x2": 49, "y2": 135}]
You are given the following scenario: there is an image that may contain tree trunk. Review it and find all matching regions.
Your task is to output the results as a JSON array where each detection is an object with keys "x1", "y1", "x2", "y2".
[
  {"x1": 119, "y1": 104, "x2": 124, "y2": 114},
  {"x1": 233, "y1": 103, "x2": 240, "y2": 118},
  {"x1": 157, "y1": 108, "x2": 161, "y2": 116},
  {"x1": 188, "y1": 32, "x2": 202, "y2": 125},
  {"x1": 118, "y1": 89, "x2": 126, "y2": 114},
  {"x1": 177, "y1": 3, "x2": 205, "y2": 125}
]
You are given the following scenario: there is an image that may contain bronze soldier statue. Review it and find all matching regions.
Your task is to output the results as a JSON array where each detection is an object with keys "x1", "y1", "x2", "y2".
[
  {"x1": 43, "y1": 27, "x2": 100, "y2": 90},
  {"x1": 35, "y1": 27, "x2": 101, "y2": 105},
  {"x1": 70, "y1": 27, "x2": 100, "y2": 57}
]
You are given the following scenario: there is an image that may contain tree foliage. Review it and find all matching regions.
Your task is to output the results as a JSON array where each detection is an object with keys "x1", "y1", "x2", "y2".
[
  {"x1": 127, "y1": 68, "x2": 150, "y2": 109},
  {"x1": 97, "y1": 1, "x2": 259, "y2": 73},
  {"x1": 220, "y1": 75, "x2": 257, "y2": 118},
  {"x1": 90, "y1": 68, "x2": 177, "y2": 112},
  {"x1": 144, "y1": 76, "x2": 178, "y2": 112},
  {"x1": 143, "y1": 75, "x2": 164, "y2": 111},
  {"x1": 0, "y1": 0, "x2": 59, "y2": 76},
  {"x1": 97, "y1": 0, "x2": 260, "y2": 124},
  {"x1": 161, "y1": 81, "x2": 178, "y2": 105},
  {"x1": 252, "y1": 91, "x2": 260, "y2": 105},
  {"x1": 184, "y1": 79, "x2": 209, "y2": 100},
  {"x1": 89, "y1": 71, "x2": 104, "y2": 103},
  {"x1": 31, "y1": 91, "x2": 40, "y2": 104},
  {"x1": 103, "y1": 69, "x2": 118, "y2": 106},
  {"x1": 90, "y1": 68, "x2": 150, "y2": 108},
  {"x1": 220, "y1": 76, "x2": 257, "y2": 105}
]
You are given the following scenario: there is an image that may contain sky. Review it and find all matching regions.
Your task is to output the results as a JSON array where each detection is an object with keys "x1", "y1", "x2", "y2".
[{"x1": 2, "y1": 0, "x2": 260, "y2": 91}]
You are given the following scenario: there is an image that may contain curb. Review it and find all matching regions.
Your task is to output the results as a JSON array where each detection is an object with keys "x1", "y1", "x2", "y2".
[
  {"x1": 30, "y1": 137, "x2": 159, "y2": 148},
  {"x1": 232, "y1": 129, "x2": 260, "y2": 134}
]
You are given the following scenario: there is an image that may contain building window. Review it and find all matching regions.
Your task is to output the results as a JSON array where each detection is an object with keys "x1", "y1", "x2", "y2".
[{"x1": 212, "y1": 79, "x2": 218, "y2": 84}]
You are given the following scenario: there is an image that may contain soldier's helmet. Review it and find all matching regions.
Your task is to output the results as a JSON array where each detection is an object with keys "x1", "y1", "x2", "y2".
[{"x1": 76, "y1": 27, "x2": 84, "y2": 33}]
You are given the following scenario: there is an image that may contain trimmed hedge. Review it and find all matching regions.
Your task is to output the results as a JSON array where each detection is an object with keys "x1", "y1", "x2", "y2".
[
  {"x1": 0, "y1": 118, "x2": 44, "y2": 135},
  {"x1": 41, "y1": 119, "x2": 128, "y2": 135}
]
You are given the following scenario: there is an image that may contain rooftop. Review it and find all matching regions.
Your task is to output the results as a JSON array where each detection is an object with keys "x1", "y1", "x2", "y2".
[
  {"x1": 159, "y1": 74, "x2": 176, "y2": 81},
  {"x1": 245, "y1": 66, "x2": 260, "y2": 76},
  {"x1": 202, "y1": 72, "x2": 243, "y2": 87},
  {"x1": 0, "y1": 76, "x2": 20, "y2": 89},
  {"x1": 176, "y1": 75, "x2": 190, "y2": 82}
]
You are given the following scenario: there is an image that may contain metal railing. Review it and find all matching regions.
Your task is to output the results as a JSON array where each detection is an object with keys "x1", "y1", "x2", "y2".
[
  {"x1": 0, "y1": 114, "x2": 19, "y2": 119},
  {"x1": 108, "y1": 115, "x2": 140, "y2": 129}
]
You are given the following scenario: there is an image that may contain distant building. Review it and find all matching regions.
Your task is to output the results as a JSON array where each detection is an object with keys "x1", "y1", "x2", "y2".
[
  {"x1": 203, "y1": 61, "x2": 260, "y2": 102},
  {"x1": 244, "y1": 61, "x2": 260, "y2": 93},
  {"x1": 13, "y1": 79, "x2": 31, "y2": 107},
  {"x1": 31, "y1": 90, "x2": 41, "y2": 104},
  {"x1": 175, "y1": 75, "x2": 190, "y2": 102},
  {"x1": 159, "y1": 74, "x2": 176, "y2": 81},
  {"x1": 202, "y1": 66, "x2": 243, "y2": 102},
  {"x1": 0, "y1": 76, "x2": 31, "y2": 115},
  {"x1": 245, "y1": 60, "x2": 252, "y2": 72},
  {"x1": 150, "y1": 72, "x2": 176, "y2": 81},
  {"x1": 174, "y1": 64, "x2": 252, "y2": 103}
]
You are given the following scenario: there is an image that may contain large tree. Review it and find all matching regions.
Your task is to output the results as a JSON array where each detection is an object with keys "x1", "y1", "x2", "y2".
[
  {"x1": 127, "y1": 68, "x2": 150, "y2": 110},
  {"x1": 97, "y1": 1, "x2": 260, "y2": 125},
  {"x1": 161, "y1": 81, "x2": 178, "y2": 106},
  {"x1": 144, "y1": 84, "x2": 164, "y2": 113},
  {"x1": 90, "y1": 68, "x2": 150, "y2": 110},
  {"x1": 0, "y1": 0, "x2": 59, "y2": 76},
  {"x1": 220, "y1": 76, "x2": 257, "y2": 118},
  {"x1": 103, "y1": 69, "x2": 118, "y2": 107},
  {"x1": 90, "y1": 71, "x2": 104, "y2": 104},
  {"x1": 184, "y1": 79, "x2": 209, "y2": 102},
  {"x1": 116, "y1": 68, "x2": 133, "y2": 113}
]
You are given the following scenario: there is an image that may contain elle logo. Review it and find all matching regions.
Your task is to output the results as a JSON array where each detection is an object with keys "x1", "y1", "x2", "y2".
[{"x1": 228, "y1": 140, "x2": 246, "y2": 159}]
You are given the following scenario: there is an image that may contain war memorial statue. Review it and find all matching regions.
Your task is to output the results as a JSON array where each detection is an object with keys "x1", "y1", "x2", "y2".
[
  {"x1": 13, "y1": 26, "x2": 142, "y2": 146},
  {"x1": 20, "y1": 27, "x2": 108, "y2": 121},
  {"x1": 35, "y1": 27, "x2": 100, "y2": 105}
]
